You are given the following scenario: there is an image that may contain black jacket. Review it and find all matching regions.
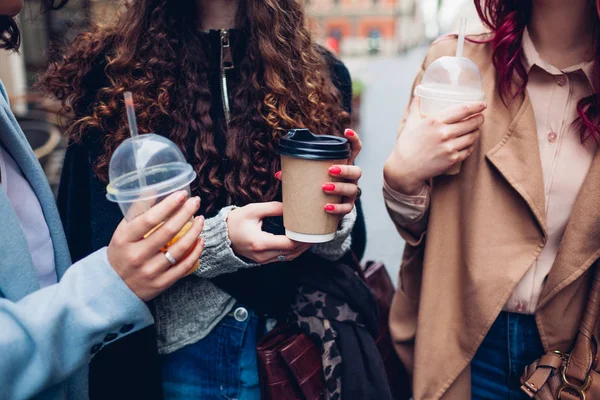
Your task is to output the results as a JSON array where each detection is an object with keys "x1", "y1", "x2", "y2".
[{"x1": 58, "y1": 30, "x2": 367, "y2": 399}]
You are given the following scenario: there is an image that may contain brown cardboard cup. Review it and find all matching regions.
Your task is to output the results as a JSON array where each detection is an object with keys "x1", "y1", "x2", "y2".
[
  {"x1": 281, "y1": 156, "x2": 347, "y2": 243},
  {"x1": 278, "y1": 129, "x2": 351, "y2": 243}
]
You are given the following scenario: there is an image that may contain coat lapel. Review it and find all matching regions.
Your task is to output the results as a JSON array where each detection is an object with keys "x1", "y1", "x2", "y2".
[
  {"x1": 538, "y1": 147, "x2": 600, "y2": 308},
  {"x1": 0, "y1": 188, "x2": 40, "y2": 300},
  {"x1": 0, "y1": 98, "x2": 72, "y2": 288},
  {"x1": 485, "y1": 89, "x2": 547, "y2": 237}
]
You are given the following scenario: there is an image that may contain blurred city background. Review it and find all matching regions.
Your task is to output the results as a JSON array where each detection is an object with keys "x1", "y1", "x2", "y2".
[{"x1": 0, "y1": 0, "x2": 483, "y2": 283}]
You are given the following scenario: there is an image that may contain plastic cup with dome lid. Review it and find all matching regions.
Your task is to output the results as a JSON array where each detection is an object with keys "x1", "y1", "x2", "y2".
[
  {"x1": 106, "y1": 92, "x2": 199, "y2": 272},
  {"x1": 414, "y1": 18, "x2": 485, "y2": 174}
]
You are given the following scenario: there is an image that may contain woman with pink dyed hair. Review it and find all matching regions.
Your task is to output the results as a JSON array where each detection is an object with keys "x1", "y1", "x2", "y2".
[{"x1": 385, "y1": 0, "x2": 600, "y2": 398}]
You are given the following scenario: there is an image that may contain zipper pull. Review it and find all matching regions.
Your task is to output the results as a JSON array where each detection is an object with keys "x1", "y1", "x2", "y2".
[{"x1": 220, "y1": 29, "x2": 234, "y2": 71}]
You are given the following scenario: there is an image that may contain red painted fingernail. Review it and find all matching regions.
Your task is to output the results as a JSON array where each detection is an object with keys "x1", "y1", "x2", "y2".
[
  {"x1": 345, "y1": 129, "x2": 356, "y2": 137},
  {"x1": 329, "y1": 166, "x2": 342, "y2": 175},
  {"x1": 325, "y1": 204, "x2": 336, "y2": 212},
  {"x1": 274, "y1": 171, "x2": 282, "y2": 179},
  {"x1": 322, "y1": 183, "x2": 336, "y2": 191}
]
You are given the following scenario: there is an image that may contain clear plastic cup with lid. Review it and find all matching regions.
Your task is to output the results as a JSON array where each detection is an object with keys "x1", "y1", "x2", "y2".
[
  {"x1": 106, "y1": 133, "x2": 197, "y2": 221},
  {"x1": 107, "y1": 93, "x2": 200, "y2": 274},
  {"x1": 414, "y1": 56, "x2": 485, "y2": 116},
  {"x1": 414, "y1": 18, "x2": 485, "y2": 174}
]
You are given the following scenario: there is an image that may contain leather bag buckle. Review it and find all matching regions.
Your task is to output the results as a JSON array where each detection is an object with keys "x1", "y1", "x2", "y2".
[{"x1": 558, "y1": 365, "x2": 592, "y2": 400}]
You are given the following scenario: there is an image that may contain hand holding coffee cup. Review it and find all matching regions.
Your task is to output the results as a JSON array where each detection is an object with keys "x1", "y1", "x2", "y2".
[
  {"x1": 384, "y1": 99, "x2": 486, "y2": 195},
  {"x1": 276, "y1": 128, "x2": 357, "y2": 243},
  {"x1": 227, "y1": 202, "x2": 313, "y2": 264},
  {"x1": 276, "y1": 129, "x2": 363, "y2": 216}
]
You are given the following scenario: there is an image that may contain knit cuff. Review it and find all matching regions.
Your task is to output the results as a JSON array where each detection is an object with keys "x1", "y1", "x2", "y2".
[
  {"x1": 310, "y1": 206, "x2": 356, "y2": 261},
  {"x1": 193, "y1": 206, "x2": 257, "y2": 279}
]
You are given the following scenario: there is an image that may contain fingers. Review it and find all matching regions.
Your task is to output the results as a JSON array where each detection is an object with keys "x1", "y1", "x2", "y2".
[
  {"x1": 254, "y1": 233, "x2": 302, "y2": 252},
  {"x1": 443, "y1": 114, "x2": 484, "y2": 140},
  {"x1": 125, "y1": 190, "x2": 190, "y2": 241},
  {"x1": 328, "y1": 165, "x2": 362, "y2": 182},
  {"x1": 155, "y1": 216, "x2": 205, "y2": 271},
  {"x1": 454, "y1": 145, "x2": 475, "y2": 164},
  {"x1": 323, "y1": 182, "x2": 358, "y2": 199},
  {"x1": 246, "y1": 201, "x2": 284, "y2": 219},
  {"x1": 161, "y1": 237, "x2": 206, "y2": 286},
  {"x1": 261, "y1": 243, "x2": 313, "y2": 264},
  {"x1": 325, "y1": 202, "x2": 354, "y2": 215},
  {"x1": 143, "y1": 196, "x2": 201, "y2": 253},
  {"x1": 344, "y1": 129, "x2": 362, "y2": 164},
  {"x1": 438, "y1": 102, "x2": 487, "y2": 125},
  {"x1": 448, "y1": 129, "x2": 480, "y2": 152}
]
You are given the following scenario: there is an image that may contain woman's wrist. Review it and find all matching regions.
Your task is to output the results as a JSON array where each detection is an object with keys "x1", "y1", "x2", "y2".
[{"x1": 383, "y1": 153, "x2": 426, "y2": 196}]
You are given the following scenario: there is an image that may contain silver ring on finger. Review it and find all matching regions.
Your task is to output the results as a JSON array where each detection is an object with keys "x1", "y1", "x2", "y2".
[
  {"x1": 164, "y1": 251, "x2": 177, "y2": 266},
  {"x1": 277, "y1": 252, "x2": 287, "y2": 262}
]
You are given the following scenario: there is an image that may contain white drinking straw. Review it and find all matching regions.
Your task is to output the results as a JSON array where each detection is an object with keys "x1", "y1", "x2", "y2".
[
  {"x1": 123, "y1": 92, "x2": 149, "y2": 210},
  {"x1": 124, "y1": 92, "x2": 139, "y2": 138},
  {"x1": 456, "y1": 17, "x2": 467, "y2": 58}
]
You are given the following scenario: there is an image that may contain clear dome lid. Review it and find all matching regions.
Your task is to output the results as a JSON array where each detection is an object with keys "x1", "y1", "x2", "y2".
[
  {"x1": 106, "y1": 133, "x2": 196, "y2": 203},
  {"x1": 415, "y1": 56, "x2": 485, "y2": 102}
]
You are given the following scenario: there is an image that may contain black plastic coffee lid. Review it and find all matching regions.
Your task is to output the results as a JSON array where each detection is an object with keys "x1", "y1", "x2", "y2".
[{"x1": 277, "y1": 129, "x2": 351, "y2": 160}]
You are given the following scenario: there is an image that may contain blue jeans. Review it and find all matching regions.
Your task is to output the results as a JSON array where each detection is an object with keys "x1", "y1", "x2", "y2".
[
  {"x1": 161, "y1": 308, "x2": 262, "y2": 400},
  {"x1": 471, "y1": 311, "x2": 545, "y2": 399}
]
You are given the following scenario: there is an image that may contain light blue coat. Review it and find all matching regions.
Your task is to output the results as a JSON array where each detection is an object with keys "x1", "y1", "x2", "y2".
[{"x1": 0, "y1": 81, "x2": 154, "y2": 400}]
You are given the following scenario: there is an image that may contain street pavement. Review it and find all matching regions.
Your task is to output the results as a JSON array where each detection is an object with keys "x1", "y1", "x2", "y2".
[{"x1": 344, "y1": 46, "x2": 428, "y2": 285}]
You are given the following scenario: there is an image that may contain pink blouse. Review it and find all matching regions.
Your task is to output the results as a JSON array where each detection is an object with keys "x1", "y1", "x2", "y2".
[{"x1": 384, "y1": 29, "x2": 597, "y2": 315}]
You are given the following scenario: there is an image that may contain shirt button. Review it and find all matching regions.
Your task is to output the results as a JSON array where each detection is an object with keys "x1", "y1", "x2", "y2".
[
  {"x1": 548, "y1": 132, "x2": 558, "y2": 143},
  {"x1": 234, "y1": 307, "x2": 249, "y2": 322},
  {"x1": 516, "y1": 302, "x2": 525, "y2": 313},
  {"x1": 119, "y1": 324, "x2": 135, "y2": 334},
  {"x1": 91, "y1": 343, "x2": 103, "y2": 355},
  {"x1": 555, "y1": 75, "x2": 567, "y2": 86},
  {"x1": 104, "y1": 333, "x2": 118, "y2": 343}
]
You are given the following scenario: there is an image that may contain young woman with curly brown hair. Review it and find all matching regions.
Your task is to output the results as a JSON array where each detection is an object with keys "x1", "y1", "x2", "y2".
[
  {"x1": 41, "y1": 1, "x2": 381, "y2": 399},
  {"x1": 0, "y1": 1, "x2": 205, "y2": 399}
]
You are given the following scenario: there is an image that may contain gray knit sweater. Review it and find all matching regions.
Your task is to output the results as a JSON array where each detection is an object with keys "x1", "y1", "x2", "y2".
[{"x1": 153, "y1": 205, "x2": 357, "y2": 354}]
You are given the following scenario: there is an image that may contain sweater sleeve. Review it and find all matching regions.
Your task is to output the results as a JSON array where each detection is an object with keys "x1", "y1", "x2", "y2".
[
  {"x1": 310, "y1": 206, "x2": 356, "y2": 261},
  {"x1": 192, "y1": 206, "x2": 257, "y2": 278}
]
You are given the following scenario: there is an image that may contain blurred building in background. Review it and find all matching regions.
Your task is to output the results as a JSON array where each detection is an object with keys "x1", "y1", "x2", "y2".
[{"x1": 306, "y1": 0, "x2": 426, "y2": 57}]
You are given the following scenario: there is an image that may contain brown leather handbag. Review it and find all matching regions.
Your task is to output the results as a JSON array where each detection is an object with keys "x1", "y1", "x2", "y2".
[
  {"x1": 520, "y1": 268, "x2": 600, "y2": 399},
  {"x1": 256, "y1": 259, "x2": 411, "y2": 400},
  {"x1": 257, "y1": 325, "x2": 325, "y2": 400}
]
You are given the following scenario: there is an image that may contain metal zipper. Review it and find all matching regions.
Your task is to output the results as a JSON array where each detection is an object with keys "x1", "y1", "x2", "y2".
[{"x1": 220, "y1": 29, "x2": 234, "y2": 127}]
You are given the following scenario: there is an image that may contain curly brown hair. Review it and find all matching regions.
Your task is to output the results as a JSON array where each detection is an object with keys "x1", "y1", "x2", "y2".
[{"x1": 41, "y1": 0, "x2": 350, "y2": 213}]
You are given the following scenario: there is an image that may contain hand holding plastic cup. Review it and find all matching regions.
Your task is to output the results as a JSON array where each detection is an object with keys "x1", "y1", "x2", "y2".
[
  {"x1": 414, "y1": 18, "x2": 485, "y2": 175},
  {"x1": 106, "y1": 93, "x2": 199, "y2": 273}
]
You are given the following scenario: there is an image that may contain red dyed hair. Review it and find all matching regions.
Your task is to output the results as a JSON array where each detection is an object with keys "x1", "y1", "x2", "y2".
[{"x1": 474, "y1": 0, "x2": 600, "y2": 142}]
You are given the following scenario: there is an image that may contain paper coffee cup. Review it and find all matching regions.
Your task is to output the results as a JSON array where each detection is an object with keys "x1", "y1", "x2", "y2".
[{"x1": 278, "y1": 129, "x2": 351, "y2": 243}]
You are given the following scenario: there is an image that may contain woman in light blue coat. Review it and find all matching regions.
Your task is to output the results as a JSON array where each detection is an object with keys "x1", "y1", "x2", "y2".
[{"x1": 0, "y1": 1, "x2": 205, "y2": 399}]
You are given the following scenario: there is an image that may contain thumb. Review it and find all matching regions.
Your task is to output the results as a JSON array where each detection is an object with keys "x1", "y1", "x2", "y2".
[{"x1": 247, "y1": 201, "x2": 284, "y2": 219}]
